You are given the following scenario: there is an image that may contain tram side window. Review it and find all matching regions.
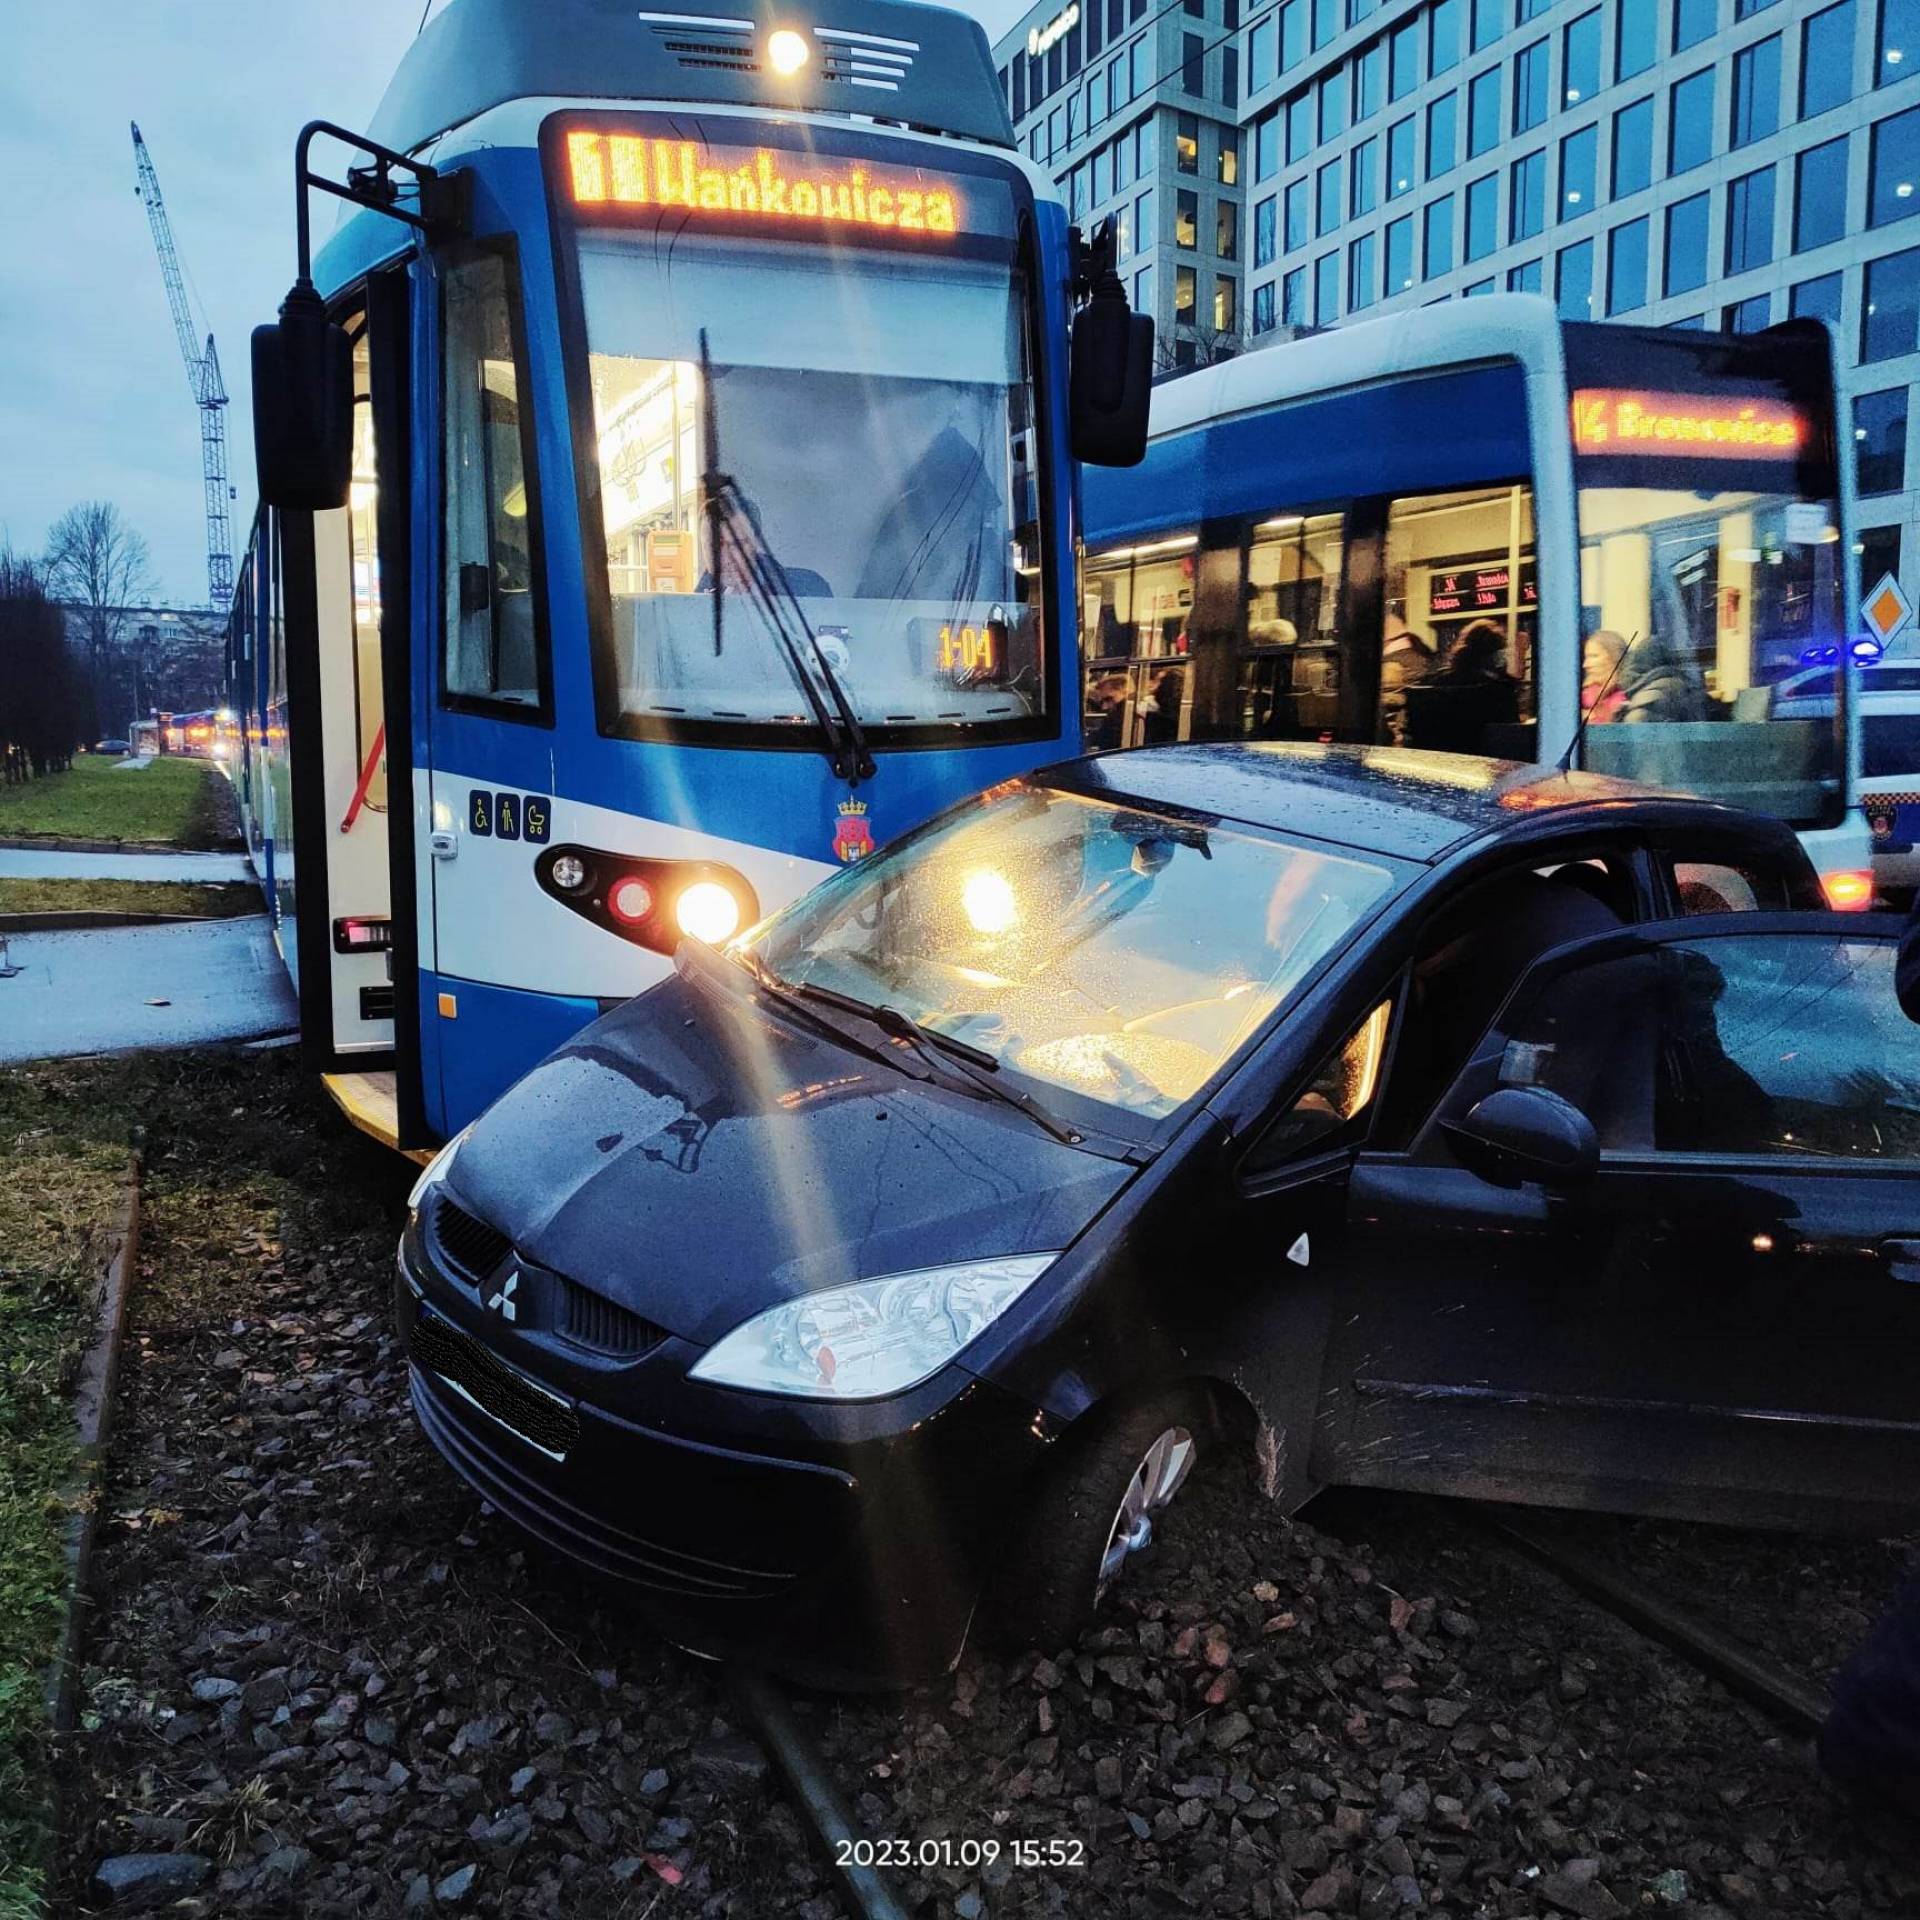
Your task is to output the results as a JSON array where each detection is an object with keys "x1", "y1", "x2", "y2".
[
  {"x1": 1383, "y1": 484, "x2": 1537, "y2": 755},
  {"x1": 347, "y1": 320, "x2": 386, "y2": 811},
  {"x1": 442, "y1": 254, "x2": 545, "y2": 714},
  {"x1": 1239, "y1": 512, "x2": 1347, "y2": 740},
  {"x1": 1082, "y1": 535, "x2": 1199, "y2": 748}
]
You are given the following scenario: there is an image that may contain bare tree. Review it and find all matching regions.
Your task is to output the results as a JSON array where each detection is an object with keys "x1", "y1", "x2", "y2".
[
  {"x1": 0, "y1": 548, "x2": 88, "y2": 778},
  {"x1": 1154, "y1": 323, "x2": 1242, "y2": 376},
  {"x1": 43, "y1": 500, "x2": 154, "y2": 690}
]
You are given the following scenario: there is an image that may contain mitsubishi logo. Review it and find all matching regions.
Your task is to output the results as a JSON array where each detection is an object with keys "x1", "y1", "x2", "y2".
[{"x1": 486, "y1": 1268, "x2": 520, "y2": 1323}]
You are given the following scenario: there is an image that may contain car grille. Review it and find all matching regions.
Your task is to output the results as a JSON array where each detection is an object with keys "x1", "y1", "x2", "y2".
[
  {"x1": 558, "y1": 1279, "x2": 665, "y2": 1358},
  {"x1": 430, "y1": 1192, "x2": 512, "y2": 1288},
  {"x1": 411, "y1": 1310, "x2": 578, "y2": 1460}
]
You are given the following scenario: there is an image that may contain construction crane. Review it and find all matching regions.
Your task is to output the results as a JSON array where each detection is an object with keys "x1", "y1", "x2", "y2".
[{"x1": 131, "y1": 122, "x2": 234, "y2": 612}]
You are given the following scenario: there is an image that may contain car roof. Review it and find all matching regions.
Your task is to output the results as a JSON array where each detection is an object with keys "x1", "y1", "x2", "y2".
[{"x1": 1045, "y1": 741, "x2": 1739, "y2": 863}]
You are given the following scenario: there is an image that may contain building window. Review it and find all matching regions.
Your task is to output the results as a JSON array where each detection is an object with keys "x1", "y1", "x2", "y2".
[
  {"x1": 1424, "y1": 193, "x2": 1456, "y2": 275},
  {"x1": 1612, "y1": 97, "x2": 1654, "y2": 197},
  {"x1": 1802, "y1": 1, "x2": 1856, "y2": 117},
  {"x1": 1725, "y1": 165, "x2": 1776, "y2": 273},
  {"x1": 1665, "y1": 190, "x2": 1711, "y2": 294},
  {"x1": 1856, "y1": 387, "x2": 1910, "y2": 493},
  {"x1": 1464, "y1": 275, "x2": 1496, "y2": 294},
  {"x1": 1283, "y1": 263, "x2": 1309, "y2": 320},
  {"x1": 1518, "y1": 0, "x2": 1552, "y2": 19},
  {"x1": 1432, "y1": 0, "x2": 1462, "y2": 74},
  {"x1": 1250, "y1": 12, "x2": 1278, "y2": 89},
  {"x1": 1315, "y1": 250, "x2": 1340, "y2": 318},
  {"x1": 1225, "y1": 44, "x2": 1241, "y2": 105},
  {"x1": 1318, "y1": 157, "x2": 1343, "y2": 232},
  {"x1": 1255, "y1": 193, "x2": 1278, "y2": 265},
  {"x1": 1858, "y1": 523, "x2": 1902, "y2": 598},
  {"x1": 1287, "y1": 91, "x2": 1314, "y2": 162},
  {"x1": 1175, "y1": 263, "x2": 1198, "y2": 320},
  {"x1": 1723, "y1": 292, "x2": 1772, "y2": 329},
  {"x1": 1513, "y1": 38, "x2": 1549, "y2": 132},
  {"x1": 1872, "y1": 106, "x2": 1920, "y2": 227},
  {"x1": 1184, "y1": 32, "x2": 1207, "y2": 95},
  {"x1": 1386, "y1": 213, "x2": 1415, "y2": 292},
  {"x1": 1607, "y1": 214, "x2": 1649, "y2": 313},
  {"x1": 1674, "y1": 0, "x2": 1716, "y2": 48},
  {"x1": 1560, "y1": 124, "x2": 1597, "y2": 218},
  {"x1": 1219, "y1": 200, "x2": 1240, "y2": 259},
  {"x1": 1093, "y1": 145, "x2": 1113, "y2": 204},
  {"x1": 1427, "y1": 91, "x2": 1459, "y2": 176},
  {"x1": 1730, "y1": 36, "x2": 1781, "y2": 149},
  {"x1": 1465, "y1": 172, "x2": 1499, "y2": 257},
  {"x1": 1792, "y1": 269, "x2": 1844, "y2": 321},
  {"x1": 1563, "y1": 9, "x2": 1601, "y2": 105},
  {"x1": 1313, "y1": 0, "x2": 1339, "y2": 47},
  {"x1": 1509, "y1": 257, "x2": 1544, "y2": 290},
  {"x1": 1284, "y1": 177, "x2": 1311, "y2": 248},
  {"x1": 1510, "y1": 149, "x2": 1546, "y2": 238},
  {"x1": 1338, "y1": 140, "x2": 1373, "y2": 221},
  {"x1": 1669, "y1": 70, "x2": 1715, "y2": 175},
  {"x1": 1116, "y1": 197, "x2": 1133, "y2": 256},
  {"x1": 1347, "y1": 231, "x2": 1378, "y2": 308},
  {"x1": 1460, "y1": 73, "x2": 1500, "y2": 165},
  {"x1": 1135, "y1": 261, "x2": 1155, "y2": 313},
  {"x1": 1220, "y1": 138, "x2": 1239, "y2": 185},
  {"x1": 1391, "y1": 17, "x2": 1422, "y2": 97},
  {"x1": 1734, "y1": 0, "x2": 1779, "y2": 14},
  {"x1": 1616, "y1": 0, "x2": 1657, "y2": 77},
  {"x1": 1281, "y1": 0, "x2": 1305, "y2": 67},
  {"x1": 1255, "y1": 111, "x2": 1279, "y2": 180},
  {"x1": 1796, "y1": 136, "x2": 1851, "y2": 250},
  {"x1": 1881, "y1": 0, "x2": 1918, "y2": 83},
  {"x1": 1352, "y1": 41, "x2": 1384, "y2": 121},
  {"x1": 1472, "y1": 0, "x2": 1502, "y2": 50},
  {"x1": 1557, "y1": 236, "x2": 1596, "y2": 315},
  {"x1": 1178, "y1": 112, "x2": 1202, "y2": 172},
  {"x1": 1862, "y1": 244, "x2": 1920, "y2": 359},
  {"x1": 1253, "y1": 279, "x2": 1278, "y2": 333},
  {"x1": 1388, "y1": 116, "x2": 1417, "y2": 195},
  {"x1": 1215, "y1": 273, "x2": 1239, "y2": 329},
  {"x1": 1320, "y1": 72, "x2": 1347, "y2": 142},
  {"x1": 1137, "y1": 186, "x2": 1157, "y2": 248},
  {"x1": 1180, "y1": 187, "x2": 1203, "y2": 248}
]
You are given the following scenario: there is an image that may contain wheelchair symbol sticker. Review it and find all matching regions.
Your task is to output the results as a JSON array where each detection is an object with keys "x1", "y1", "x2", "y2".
[{"x1": 469, "y1": 790, "x2": 493, "y2": 836}]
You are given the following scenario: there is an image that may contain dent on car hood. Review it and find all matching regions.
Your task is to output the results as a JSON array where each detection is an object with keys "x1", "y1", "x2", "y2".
[{"x1": 444, "y1": 975, "x2": 1133, "y2": 1348}]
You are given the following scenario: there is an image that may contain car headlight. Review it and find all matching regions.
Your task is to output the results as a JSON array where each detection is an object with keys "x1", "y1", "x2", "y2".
[
  {"x1": 688, "y1": 1254, "x2": 1058, "y2": 1400},
  {"x1": 407, "y1": 1124, "x2": 472, "y2": 1212}
]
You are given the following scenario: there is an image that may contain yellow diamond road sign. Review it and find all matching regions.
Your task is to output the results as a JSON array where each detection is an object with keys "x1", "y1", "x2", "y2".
[{"x1": 1865, "y1": 572, "x2": 1913, "y2": 646}]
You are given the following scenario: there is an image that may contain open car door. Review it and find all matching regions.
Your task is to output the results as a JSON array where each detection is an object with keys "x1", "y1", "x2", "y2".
[{"x1": 1325, "y1": 911, "x2": 1920, "y2": 1531}]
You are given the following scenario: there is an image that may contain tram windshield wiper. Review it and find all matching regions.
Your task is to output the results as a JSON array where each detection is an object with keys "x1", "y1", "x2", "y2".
[{"x1": 697, "y1": 330, "x2": 876, "y2": 786}]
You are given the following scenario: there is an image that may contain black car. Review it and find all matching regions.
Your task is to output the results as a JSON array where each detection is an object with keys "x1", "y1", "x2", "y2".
[{"x1": 396, "y1": 744, "x2": 1920, "y2": 1683}]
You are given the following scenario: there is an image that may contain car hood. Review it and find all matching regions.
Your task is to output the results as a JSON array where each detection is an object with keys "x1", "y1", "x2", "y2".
[{"x1": 444, "y1": 970, "x2": 1134, "y2": 1348}]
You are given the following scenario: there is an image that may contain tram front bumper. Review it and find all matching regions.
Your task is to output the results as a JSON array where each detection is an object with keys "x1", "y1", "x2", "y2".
[{"x1": 393, "y1": 1254, "x2": 1044, "y2": 1686}]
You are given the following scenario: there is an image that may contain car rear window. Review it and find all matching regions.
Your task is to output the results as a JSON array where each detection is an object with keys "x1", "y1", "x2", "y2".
[{"x1": 1864, "y1": 713, "x2": 1920, "y2": 779}]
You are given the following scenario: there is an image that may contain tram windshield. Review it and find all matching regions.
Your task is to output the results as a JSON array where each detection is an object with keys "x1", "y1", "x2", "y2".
[
  {"x1": 569, "y1": 195, "x2": 1045, "y2": 746},
  {"x1": 1563, "y1": 332, "x2": 1847, "y2": 828}
]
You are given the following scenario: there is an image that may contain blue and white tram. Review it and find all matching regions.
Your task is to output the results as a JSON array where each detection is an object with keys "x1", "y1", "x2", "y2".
[
  {"x1": 1081, "y1": 295, "x2": 1877, "y2": 903},
  {"x1": 227, "y1": 0, "x2": 1150, "y2": 1148}
]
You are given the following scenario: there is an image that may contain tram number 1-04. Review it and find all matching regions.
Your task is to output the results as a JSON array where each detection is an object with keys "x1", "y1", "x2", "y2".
[
  {"x1": 938, "y1": 622, "x2": 999, "y2": 678},
  {"x1": 467, "y1": 789, "x2": 552, "y2": 844}
]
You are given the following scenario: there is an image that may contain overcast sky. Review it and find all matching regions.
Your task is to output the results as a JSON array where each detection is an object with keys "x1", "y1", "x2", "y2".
[{"x1": 2, "y1": 0, "x2": 1029, "y2": 607}]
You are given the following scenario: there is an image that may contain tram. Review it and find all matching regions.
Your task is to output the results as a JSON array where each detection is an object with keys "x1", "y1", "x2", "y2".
[
  {"x1": 1080, "y1": 295, "x2": 1878, "y2": 903},
  {"x1": 227, "y1": 0, "x2": 1150, "y2": 1149}
]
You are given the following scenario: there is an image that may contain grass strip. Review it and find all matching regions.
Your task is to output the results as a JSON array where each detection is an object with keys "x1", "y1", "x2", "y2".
[
  {"x1": 0, "y1": 760, "x2": 223, "y2": 849},
  {"x1": 0, "y1": 881, "x2": 259, "y2": 922}
]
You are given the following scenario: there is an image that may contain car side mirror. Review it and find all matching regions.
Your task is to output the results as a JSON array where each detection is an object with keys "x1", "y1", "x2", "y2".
[
  {"x1": 252, "y1": 279, "x2": 353, "y2": 511},
  {"x1": 1441, "y1": 1085, "x2": 1598, "y2": 1189},
  {"x1": 1071, "y1": 284, "x2": 1154, "y2": 468}
]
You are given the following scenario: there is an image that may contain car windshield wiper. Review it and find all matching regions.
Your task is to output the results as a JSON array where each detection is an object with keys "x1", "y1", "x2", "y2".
[
  {"x1": 865, "y1": 1002, "x2": 1086, "y2": 1148},
  {"x1": 697, "y1": 331, "x2": 876, "y2": 786}
]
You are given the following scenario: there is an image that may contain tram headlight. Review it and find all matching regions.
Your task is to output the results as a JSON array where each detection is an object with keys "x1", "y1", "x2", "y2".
[
  {"x1": 766, "y1": 26, "x2": 810, "y2": 72},
  {"x1": 676, "y1": 880, "x2": 743, "y2": 944},
  {"x1": 551, "y1": 854, "x2": 589, "y2": 892}
]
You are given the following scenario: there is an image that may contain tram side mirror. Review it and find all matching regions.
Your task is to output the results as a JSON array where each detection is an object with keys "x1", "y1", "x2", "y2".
[
  {"x1": 1442, "y1": 1086, "x2": 1598, "y2": 1190},
  {"x1": 252, "y1": 282, "x2": 353, "y2": 512},
  {"x1": 1070, "y1": 290, "x2": 1154, "y2": 468}
]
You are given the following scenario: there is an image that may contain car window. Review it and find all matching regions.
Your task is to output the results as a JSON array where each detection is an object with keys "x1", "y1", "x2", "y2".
[
  {"x1": 1669, "y1": 860, "x2": 1785, "y2": 914},
  {"x1": 1247, "y1": 999, "x2": 1393, "y2": 1170},
  {"x1": 1480, "y1": 931, "x2": 1919, "y2": 1162}
]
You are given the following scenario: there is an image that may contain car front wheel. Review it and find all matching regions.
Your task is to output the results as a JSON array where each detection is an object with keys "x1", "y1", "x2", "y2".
[{"x1": 988, "y1": 1394, "x2": 1205, "y2": 1651}]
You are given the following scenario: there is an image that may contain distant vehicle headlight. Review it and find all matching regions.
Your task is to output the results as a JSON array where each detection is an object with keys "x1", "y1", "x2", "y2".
[
  {"x1": 407, "y1": 1123, "x2": 472, "y2": 1213},
  {"x1": 688, "y1": 1254, "x2": 1058, "y2": 1400}
]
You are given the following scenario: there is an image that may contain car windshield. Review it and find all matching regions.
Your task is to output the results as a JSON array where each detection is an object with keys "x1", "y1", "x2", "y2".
[
  {"x1": 565, "y1": 137, "x2": 1045, "y2": 745},
  {"x1": 748, "y1": 786, "x2": 1398, "y2": 1121}
]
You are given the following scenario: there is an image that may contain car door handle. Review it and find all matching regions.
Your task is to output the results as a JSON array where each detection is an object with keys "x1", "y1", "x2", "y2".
[{"x1": 1884, "y1": 1240, "x2": 1920, "y2": 1282}]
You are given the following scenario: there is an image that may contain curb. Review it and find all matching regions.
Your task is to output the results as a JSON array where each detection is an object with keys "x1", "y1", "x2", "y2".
[
  {"x1": 0, "y1": 838, "x2": 246, "y2": 856},
  {"x1": 44, "y1": 1143, "x2": 145, "y2": 1733}
]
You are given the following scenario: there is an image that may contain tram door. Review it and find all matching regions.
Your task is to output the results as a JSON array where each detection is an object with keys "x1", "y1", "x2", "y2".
[{"x1": 278, "y1": 266, "x2": 419, "y2": 1132}]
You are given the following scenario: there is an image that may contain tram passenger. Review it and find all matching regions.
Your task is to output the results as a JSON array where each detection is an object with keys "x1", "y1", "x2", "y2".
[
  {"x1": 1581, "y1": 629, "x2": 1630, "y2": 722},
  {"x1": 1380, "y1": 616, "x2": 1436, "y2": 744},
  {"x1": 1619, "y1": 631, "x2": 1709, "y2": 724}
]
